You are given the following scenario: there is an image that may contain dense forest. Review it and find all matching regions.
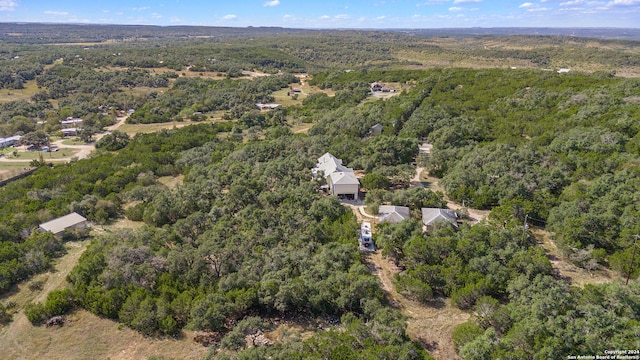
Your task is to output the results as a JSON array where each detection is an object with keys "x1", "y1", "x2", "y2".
[{"x1": 1, "y1": 24, "x2": 640, "y2": 359}]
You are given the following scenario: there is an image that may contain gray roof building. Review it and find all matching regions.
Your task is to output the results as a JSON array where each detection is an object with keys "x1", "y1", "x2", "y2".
[
  {"x1": 378, "y1": 205, "x2": 411, "y2": 224},
  {"x1": 39, "y1": 212, "x2": 88, "y2": 235},
  {"x1": 421, "y1": 208, "x2": 458, "y2": 229}
]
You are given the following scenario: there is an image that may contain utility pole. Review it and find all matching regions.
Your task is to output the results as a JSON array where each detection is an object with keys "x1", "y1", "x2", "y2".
[
  {"x1": 626, "y1": 234, "x2": 638, "y2": 285},
  {"x1": 521, "y1": 214, "x2": 529, "y2": 245}
]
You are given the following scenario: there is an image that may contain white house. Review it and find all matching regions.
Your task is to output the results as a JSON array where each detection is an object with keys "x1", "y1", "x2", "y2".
[
  {"x1": 61, "y1": 117, "x2": 83, "y2": 127},
  {"x1": 328, "y1": 171, "x2": 360, "y2": 200},
  {"x1": 39, "y1": 212, "x2": 88, "y2": 235},
  {"x1": 256, "y1": 103, "x2": 281, "y2": 110},
  {"x1": 378, "y1": 205, "x2": 411, "y2": 224},
  {"x1": 421, "y1": 208, "x2": 458, "y2": 231},
  {"x1": 313, "y1": 152, "x2": 352, "y2": 179}
]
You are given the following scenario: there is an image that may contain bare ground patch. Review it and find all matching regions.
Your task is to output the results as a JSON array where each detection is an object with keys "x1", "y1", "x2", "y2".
[
  {"x1": 532, "y1": 229, "x2": 616, "y2": 287},
  {"x1": 158, "y1": 174, "x2": 184, "y2": 189}
]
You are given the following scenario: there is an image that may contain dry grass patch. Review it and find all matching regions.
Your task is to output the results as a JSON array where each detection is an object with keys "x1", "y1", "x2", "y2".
[
  {"x1": 532, "y1": 229, "x2": 616, "y2": 287},
  {"x1": 0, "y1": 309, "x2": 208, "y2": 360},
  {"x1": 158, "y1": 174, "x2": 184, "y2": 189},
  {"x1": 0, "y1": 79, "x2": 40, "y2": 103},
  {"x1": 0, "y1": 164, "x2": 34, "y2": 180}
]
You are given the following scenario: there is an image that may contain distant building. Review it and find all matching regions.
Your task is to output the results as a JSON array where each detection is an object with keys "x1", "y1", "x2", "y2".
[
  {"x1": 0, "y1": 135, "x2": 22, "y2": 148},
  {"x1": 371, "y1": 123, "x2": 383, "y2": 135},
  {"x1": 421, "y1": 208, "x2": 458, "y2": 231},
  {"x1": 370, "y1": 82, "x2": 394, "y2": 92},
  {"x1": 61, "y1": 117, "x2": 83, "y2": 126},
  {"x1": 378, "y1": 205, "x2": 411, "y2": 224},
  {"x1": 60, "y1": 128, "x2": 78, "y2": 136},
  {"x1": 39, "y1": 212, "x2": 88, "y2": 235},
  {"x1": 256, "y1": 103, "x2": 281, "y2": 110}
]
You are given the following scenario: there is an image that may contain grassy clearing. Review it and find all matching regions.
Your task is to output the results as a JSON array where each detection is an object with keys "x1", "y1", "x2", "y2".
[
  {"x1": 291, "y1": 123, "x2": 313, "y2": 134},
  {"x1": 117, "y1": 121, "x2": 188, "y2": 135},
  {"x1": 0, "y1": 79, "x2": 40, "y2": 103},
  {"x1": 61, "y1": 138, "x2": 87, "y2": 146},
  {"x1": 157, "y1": 174, "x2": 184, "y2": 189},
  {"x1": 0, "y1": 162, "x2": 32, "y2": 174},
  {"x1": 8, "y1": 148, "x2": 80, "y2": 160}
]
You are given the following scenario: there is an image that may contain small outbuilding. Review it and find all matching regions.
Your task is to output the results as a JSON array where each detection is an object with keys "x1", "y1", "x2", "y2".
[
  {"x1": 371, "y1": 123, "x2": 383, "y2": 136},
  {"x1": 378, "y1": 205, "x2": 411, "y2": 224},
  {"x1": 39, "y1": 212, "x2": 88, "y2": 235},
  {"x1": 421, "y1": 208, "x2": 458, "y2": 231}
]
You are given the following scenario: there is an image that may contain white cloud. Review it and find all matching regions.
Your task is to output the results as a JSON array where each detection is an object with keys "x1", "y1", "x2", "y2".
[
  {"x1": 376, "y1": 15, "x2": 387, "y2": 19},
  {"x1": 335, "y1": 14, "x2": 350, "y2": 19},
  {"x1": 264, "y1": 0, "x2": 280, "y2": 6},
  {"x1": 453, "y1": 0, "x2": 481, "y2": 3},
  {"x1": 319, "y1": 15, "x2": 331, "y2": 19},
  {"x1": 151, "y1": 12, "x2": 162, "y2": 19},
  {"x1": 44, "y1": 10, "x2": 70, "y2": 16},
  {"x1": 560, "y1": 0, "x2": 584, "y2": 4},
  {"x1": 0, "y1": 0, "x2": 17, "y2": 11},
  {"x1": 223, "y1": 14, "x2": 237, "y2": 20},
  {"x1": 132, "y1": 6, "x2": 150, "y2": 11},
  {"x1": 416, "y1": 0, "x2": 449, "y2": 6},
  {"x1": 449, "y1": 6, "x2": 464, "y2": 11},
  {"x1": 518, "y1": 2, "x2": 550, "y2": 10},
  {"x1": 607, "y1": 0, "x2": 640, "y2": 4}
]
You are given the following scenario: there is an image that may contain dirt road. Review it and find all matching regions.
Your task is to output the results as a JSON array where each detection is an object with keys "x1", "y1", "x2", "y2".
[{"x1": 363, "y1": 251, "x2": 469, "y2": 360}]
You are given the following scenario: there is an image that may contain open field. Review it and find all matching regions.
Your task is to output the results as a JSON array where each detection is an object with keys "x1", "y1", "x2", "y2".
[
  {"x1": 0, "y1": 164, "x2": 34, "y2": 181},
  {"x1": 5, "y1": 148, "x2": 80, "y2": 161},
  {"x1": 0, "y1": 79, "x2": 40, "y2": 103}
]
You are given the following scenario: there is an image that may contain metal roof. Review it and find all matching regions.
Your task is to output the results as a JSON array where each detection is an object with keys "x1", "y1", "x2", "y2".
[{"x1": 39, "y1": 212, "x2": 87, "y2": 234}]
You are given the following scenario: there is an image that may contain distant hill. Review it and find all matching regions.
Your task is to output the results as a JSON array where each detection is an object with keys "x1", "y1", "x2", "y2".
[
  {"x1": 388, "y1": 27, "x2": 640, "y2": 40},
  {"x1": 1, "y1": 23, "x2": 639, "y2": 44}
]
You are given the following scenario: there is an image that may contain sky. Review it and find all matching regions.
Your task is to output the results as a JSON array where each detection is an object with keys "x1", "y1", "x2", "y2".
[{"x1": 0, "y1": 0, "x2": 639, "y2": 29}]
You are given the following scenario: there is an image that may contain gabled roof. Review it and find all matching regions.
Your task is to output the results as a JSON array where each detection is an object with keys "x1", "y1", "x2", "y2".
[
  {"x1": 315, "y1": 153, "x2": 352, "y2": 177},
  {"x1": 329, "y1": 171, "x2": 360, "y2": 186},
  {"x1": 317, "y1": 152, "x2": 340, "y2": 165},
  {"x1": 378, "y1": 205, "x2": 411, "y2": 224},
  {"x1": 39, "y1": 212, "x2": 87, "y2": 235},
  {"x1": 421, "y1": 208, "x2": 458, "y2": 227}
]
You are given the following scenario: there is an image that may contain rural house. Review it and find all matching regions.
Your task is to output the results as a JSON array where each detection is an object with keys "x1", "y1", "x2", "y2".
[
  {"x1": 39, "y1": 212, "x2": 88, "y2": 235},
  {"x1": 378, "y1": 205, "x2": 411, "y2": 224},
  {"x1": 421, "y1": 208, "x2": 458, "y2": 231},
  {"x1": 313, "y1": 152, "x2": 360, "y2": 200}
]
